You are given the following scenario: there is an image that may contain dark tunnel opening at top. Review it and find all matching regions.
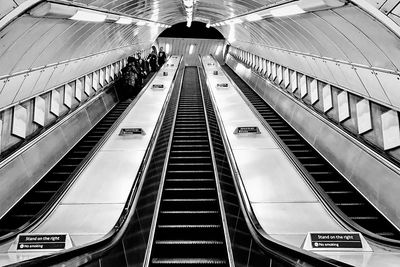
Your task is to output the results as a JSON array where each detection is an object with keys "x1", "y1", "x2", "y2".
[{"x1": 159, "y1": 21, "x2": 224, "y2": 39}]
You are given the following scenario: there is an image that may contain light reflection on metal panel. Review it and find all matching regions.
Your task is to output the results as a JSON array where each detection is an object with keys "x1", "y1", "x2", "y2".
[
  {"x1": 64, "y1": 83, "x2": 73, "y2": 109},
  {"x1": 300, "y1": 74, "x2": 307, "y2": 98},
  {"x1": 84, "y1": 74, "x2": 92, "y2": 96},
  {"x1": 12, "y1": 105, "x2": 27, "y2": 138},
  {"x1": 33, "y1": 96, "x2": 45, "y2": 126},
  {"x1": 382, "y1": 110, "x2": 400, "y2": 150},
  {"x1": 50, "y1": 89, "x2": 60, "y2": 116},
  {"x1": 323, "y1": 84, "x2": 333, "y2": 112},
  {"x1": 75, "y1": 79, "x2": 82, "y2": 102},
  {"x1": 338, "y1": 91, "x2": 350, "y2": 122},
  {"x1": 356, "y1": 99, "x2": 372, "y2": 134},
  {"x1": 291, "y1": 71, "x2": 297, "y2": 92},
  {"x1": 310, "y1": 79, "x2": 318, "y2": 104}
]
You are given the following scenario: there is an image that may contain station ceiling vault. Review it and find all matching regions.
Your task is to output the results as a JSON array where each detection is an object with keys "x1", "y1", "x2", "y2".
[{"x1": 1, "y1": 0, "x2": 400, "y2": 112}]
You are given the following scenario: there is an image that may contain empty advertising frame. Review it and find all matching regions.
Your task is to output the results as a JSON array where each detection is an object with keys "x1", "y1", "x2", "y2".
[
  {"x1": 75, "y1": 78, "x2": 82, "y2": 101},
  {"x1": 93, "y1": 71, "x2": 99, "y2": 91},
  {"x1": 338, "y1": 91, "x2": 350, "y2": 122},
  {"x1": 356, "y1": 99, "x2": 372, "y2": 134},
  {"x1": 50, "y1": 90, "x2": 60, "y2": 116},
  {"x1": 310, "y1": 79, "x2": 318, "y2": 104},
  {"x1": 99, "y1": 68, "x2": 105, "y2": 86},
  {"x1": 284, "y1": 68, "x2": 290, "y2": 88},
  {"x1": 277, "y1": 65, "x2": 282, "y2": 84},
  {"x1": 323, "y1": 84, "x2": 333, "y2": 112},
  {"x1": 84, "y1": 74, "x2": 91, "y2": 96},
  {"x1": 64, "y1": 83, "x2": 73, "y2": 108},
  {"x1": 271, "y1": 63, "x2": 277, "y2": 80},
  {"x1": 12, "y1": 105, "x2": 27, "y2": 138},
  {"x1": 300, "y1": 74, "x2": 307, "y2": 98},
  {"x1": 381, "y1": 110, "x2": 400, "y2": 150},
  {"x1": 33, "y1": 96, "x2": 45, "y2": 126},
  {"x1": 267, "y1": 61, "x2": 272, "y2": 77},
  {"x1": 291, "y1": 71, "x2": 298, "y2": 92}
]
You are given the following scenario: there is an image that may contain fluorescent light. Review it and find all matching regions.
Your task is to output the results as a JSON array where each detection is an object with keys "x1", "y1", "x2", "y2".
[
  {"x1": 270, "y1": 4, "x2": 305, "y2": 17},
  {"x1": 189, "y1": 44, "x2": 195, "y2": 54},
  {"x1": 226, "y1": 18, "x2": 242, "y2": 24},
  {"x1": 187, "y1": 19, "x2": 192, "y2": 28},
  {"x1": 137, "y1": 21, "x2": 146, "y2": 26},
  {"x1": 206, "y1": 23, "x2": 210, "y2": 28},
  {"x1": 116, "y1": 17, "x2": 133, "y2": 24},
  {"x1": 166, "y1": 43, "x2": 171, "y2": 54},
  {"x1": 215, "y1": 45, "x2": 222, "y2": 55},
  {"x1": 70, "y1": 10, "x2": 107, "y2": 22},
  {"x1": 245, "y1": 13, "x2": 262, "y2": 22}
]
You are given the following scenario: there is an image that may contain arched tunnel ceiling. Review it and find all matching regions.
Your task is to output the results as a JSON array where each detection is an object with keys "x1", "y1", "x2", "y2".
[{"x1": 1, "y1": 0, "x2": 400, "y2": 111}]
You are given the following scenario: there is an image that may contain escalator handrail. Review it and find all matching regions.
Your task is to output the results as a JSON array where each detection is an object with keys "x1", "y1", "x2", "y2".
[
  {"x1": 200, "y1": 57, "x2": 352, "y2": 267},
  {"x1": 0, "y1": 84, "x2": 125, "y2": 244},
  {"x1": 7, "y1": 57, "x2": 184, "y2": 267},
  {"x1": 196, "y1": 65, "x2": 235, "y2": 267},
  {"x1": 221, "y1": 57, "x2": 400, "y2": 248}
]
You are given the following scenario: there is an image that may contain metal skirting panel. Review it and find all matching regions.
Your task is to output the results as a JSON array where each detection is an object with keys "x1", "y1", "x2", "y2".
[
  {"x1": 0, "y1": 88, "x2": 118, "y2": 219},
  {"x1": 226, "y1": 56, "x2": 400, "y2": 230},
  {"x1": 157, "y1": 37, "x2": 225, "y2": 66}
]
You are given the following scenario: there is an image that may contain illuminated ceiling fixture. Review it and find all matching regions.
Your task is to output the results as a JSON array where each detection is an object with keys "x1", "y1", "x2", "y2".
[
  {"x1": 270, "y1": 4, "x2": 305, "y2": 17},
  {"x1": 29, "y1": 2, "x2": 171, "y2": 27},
  {"x1": 182, "y1": 0, "x2": 198, "y2": 28},
  {"x1": 70, "y1": 10, "x2": 107, "y2": 22},
  {"x1": 206, "y1": 22, "x2": 210, "y2": 28},
  {"x1": 116, "y1": 16, "x2": 133, "y2": 24},
  {"x1": 210, "y1": 0, "x2": 345, "y2": 26}
]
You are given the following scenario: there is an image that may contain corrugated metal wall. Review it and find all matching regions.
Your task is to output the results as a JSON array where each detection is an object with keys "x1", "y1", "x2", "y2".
[{"x1": 157, "y1": 38, "x2": 225, "y2": 66}]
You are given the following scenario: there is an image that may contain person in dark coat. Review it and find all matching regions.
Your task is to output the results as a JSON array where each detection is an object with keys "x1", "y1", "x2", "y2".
[
  {"x1": 120, "y1": 60, "x2": 138, "y2": 99},
  {"x1": 147, "y1": 51, "x2": 158, "y2": 72},
  {"x1": 158, "y1": 47, "x2": 167, "y2": 67},
  {"x1": 135, "y1": 52, "x2": 147, "y2": 88}
]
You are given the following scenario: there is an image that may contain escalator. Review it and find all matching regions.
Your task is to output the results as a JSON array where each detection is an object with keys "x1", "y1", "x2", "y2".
[
  {"x1": 148, "y1": 66, "x2": 229, "y2": 266},
  {"x1": 222, "y1": 64, "x2": 400, "y2": 243},
  {"x1": 0, "y1": 99, "x2": 132, "y2": 240}
]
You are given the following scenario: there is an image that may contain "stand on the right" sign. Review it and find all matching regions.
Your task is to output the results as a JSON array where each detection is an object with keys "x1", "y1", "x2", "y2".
[{"x1": 302, "y1": 232, "x2": 372, "y2": 252}]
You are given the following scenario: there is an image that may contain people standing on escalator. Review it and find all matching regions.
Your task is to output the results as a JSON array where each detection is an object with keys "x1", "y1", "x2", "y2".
[
  {"x1": 120, "y1": 58, "x2": 138, "y2": 100},
  {"x1": 147, "y1": 46, "x2": 158, "y2": 72},
  {"x1": 158, "y1": 46, "x2": 167, "y2": 67},
  {"x1": 135, "y1": 52, "x2": 147, "y2": 88}
]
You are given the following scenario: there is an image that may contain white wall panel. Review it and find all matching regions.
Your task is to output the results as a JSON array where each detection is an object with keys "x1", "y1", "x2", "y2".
[
  {"x1": 284, "y1": 68, "x2": 290, "y2": 88},
  {"x1": 291, "y1": 71, "x2": 298, "y2": 92},
  {"x1": 300, "y1": 74, "x2": 307, "y2": 98},
  {"x1": 33, "y1": 96, "x2": 45, "y2": 126},
  {"x1": 0, "y1": 75, "x2": 25, "y2": 108},
  {"x1": 382, "y1": 110, "x2": 400, "y2": 150},
  {"x1": 355, "y1": 67, "x2": 390, "y2": 105},
  {"x1": 75, "y1": 79, "x2": 82, "y2": 102},
  {"x1": 50, "y1": 90, "x2": 60, "y2": 116},
  {"x1": 323, "y1": 84, "x2": 333, "y2": 112},
  {"x1": 92, "y1": 71, "x2": 99, "y2": 91},
  {"x1": 375, "y1": 71, "x2": 400, "y2": 109},
  {"x1": 30, "y1": 68, "x2": 55, "y2": 96},
  {"x1": 310, "y1": 79, "x2": 318, "y2": 104},
  {"x1": 64, "y1": 84, "x2": 73, "y2": 108},
  {"x1": 356, "y1": 99, "x2": 372, "y2": 134},
  {"x1": 13, "y1": 69, "x2": 42, "y2": 103},
  {"x1": 338, "y1": 91, "x2": 350, "y2": 122},
  {"x1": 84, "y1": 74, "x2": 91, "y2": 96},
  {"x1": 12, "y1": 105, "x2": 27, "y2": 138}
]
